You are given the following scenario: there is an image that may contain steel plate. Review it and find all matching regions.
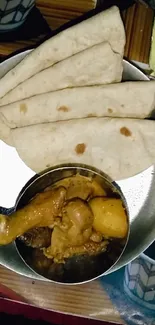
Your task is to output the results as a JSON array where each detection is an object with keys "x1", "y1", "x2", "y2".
[{"x1": 0, "y1": 50, "x2": 154, "y2": 282}]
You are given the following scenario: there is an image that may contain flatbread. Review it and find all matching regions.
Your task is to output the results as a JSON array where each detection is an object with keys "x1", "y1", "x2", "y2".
[
  {"x1": 0, "y1": 43, "x2": 122, "y2": 106},
  {"x1": 0, "y1": 6, "x2": 125, "y2": 99},
  {"x1": 6, "y1": 118, "x2": 155, "y2": 180},
  {"x1": 0, "y1": 113, "x2": 11, "y2": 145},
  {"x1": 0, "y1": 81, "x2": 154, "y2": 128}
]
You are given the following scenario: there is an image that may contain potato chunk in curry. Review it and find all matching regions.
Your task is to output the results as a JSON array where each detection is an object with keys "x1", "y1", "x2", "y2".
[{"x1": 89, "y1": 197, "x2": 128, "y2": 238}]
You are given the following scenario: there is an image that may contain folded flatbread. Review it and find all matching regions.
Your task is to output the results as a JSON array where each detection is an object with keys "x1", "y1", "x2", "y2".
[
  {"x1": 0, "y1": 43, "x2": 122, "y2": 106},
  {"x1": 3, "y1": 118, "x2": 155, "y2": 180},
  {"x1": 1, "y1": 81, "x2": 154, "y2": 128},
  {"x1": 0, "y1": 6, "x2": 125, "y2": 99},
  {"x1": 0, "y1": 114, "x2": 10, "y2": 144}
]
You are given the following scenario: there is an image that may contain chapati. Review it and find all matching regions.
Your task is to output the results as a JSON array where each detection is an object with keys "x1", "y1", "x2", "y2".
[
  {"x1": 0, "y1": 81, "x2": 155, "y2": 128},
  {"x1": 0, "y1": 6, "x2": 125, "y2": 99},
  {"x1": 0, "y1": 43, "x2": 122, "y2": 106},
  {"x1": 0, "y1": 113, "x2": 11, "y2": 145},
  {"x1": 5, "y1": 118, "x2": 155, "y2": 180}
]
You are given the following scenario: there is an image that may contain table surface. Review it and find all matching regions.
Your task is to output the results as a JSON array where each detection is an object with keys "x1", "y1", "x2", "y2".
[
  {"x1": 0, "y1": 265, "x2": 125, "y2": 324},
  {"x1": 0, "y1": 1, "x2": 154, "y2": 64}
]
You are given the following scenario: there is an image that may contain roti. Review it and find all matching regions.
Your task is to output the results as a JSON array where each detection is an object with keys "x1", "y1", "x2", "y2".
[
  {"x1": 4, "y1": 118, "x2": 155, "y2": 180},
  {"x1": 0, "y1": 81, "x2": 154, "y2": 128},
  {"x1": 0, "y1": 43, "x2": 123, "y2": 106},
  {"x1": 0, "y1": 6, "x2": 125, "y2": 99}
]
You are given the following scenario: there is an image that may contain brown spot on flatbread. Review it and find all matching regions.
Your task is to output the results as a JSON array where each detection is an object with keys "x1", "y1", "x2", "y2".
[
  {"x1": 121, "y1": 104, "x2": 124, "y2": 108},
  {"x1": 57, "y1": 106, "x2": 70, "y2": 112},
  {"x1": 46, "y1": 164, "x2": 50, "y2": 168},
  {"x1": 108, "y1": 108, "x2": 113, "y2": 113},
  {"x1": 75, "y1": 143, "x2": 86, "y2": 155},
  {"x1": 20, "y1": 103, "x2": 27, "y2": 114},
  {"x1": 87, "y1": 113, "x2": 97, "y2": 118},
  {"x1": 120, "y1": 127, "x2": 132, "y2": 137}
]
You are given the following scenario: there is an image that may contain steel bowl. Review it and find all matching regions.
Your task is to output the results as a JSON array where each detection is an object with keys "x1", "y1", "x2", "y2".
[{"x1": 12, "y1": 163, "x2": 129, "y2": 284}]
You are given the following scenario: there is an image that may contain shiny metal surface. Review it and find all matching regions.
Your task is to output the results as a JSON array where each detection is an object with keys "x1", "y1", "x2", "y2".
[
  {"x1": 122, "y1": 60, "x2": 149, "y2": 81},
  {"x1": 110, "y1": 165, "x2": 155, "y2": 274},
  {"x1": 0, "y1": 49, "x2": 153, "y2": 283},
  {"x1": 15, "y1": 164, "x2": 129, "y2": 284}
]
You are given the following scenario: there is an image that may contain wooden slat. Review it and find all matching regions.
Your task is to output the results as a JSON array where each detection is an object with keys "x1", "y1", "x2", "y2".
[
  {"x1": 0, "y1": 266, "x2": 124, "y2": 324},
  {"x1": 141, "y1": 5, "x2": 154, "y2": 63},
  {"x1": 45, "y1": 16, "x2": 69, "y2": 30},
  {"x1": 0, "y1": 39, "x2": 36, "y2": 56},
  {"x1": 129, "y1": 4, "x2": 147, "y2": 61},
  {"x1": 36, "y1": 0, "x2": 97, "y2": 12},
  {"x1": 123, "y1": 4, "x2": 136, "y2": 59},
  {"x1": 38, "y1": 6, "x2": 82, "y2": 20},
  {"x1": 0, "y1": 43, "x2": 29, "y2": 56},
  {"x1": 123, "y1": 3, "x2": 154, "y2": 63}
]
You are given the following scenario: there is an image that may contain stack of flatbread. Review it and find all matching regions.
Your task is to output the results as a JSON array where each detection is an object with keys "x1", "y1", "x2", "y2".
[{"x1": 0, "y1": 6, "x2": 155, "y2": 180}]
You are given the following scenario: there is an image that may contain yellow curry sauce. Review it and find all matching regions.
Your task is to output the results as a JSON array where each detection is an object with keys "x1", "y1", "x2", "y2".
[{"x1": 0, "y1": 175, "x2": 128, "y2": 263}]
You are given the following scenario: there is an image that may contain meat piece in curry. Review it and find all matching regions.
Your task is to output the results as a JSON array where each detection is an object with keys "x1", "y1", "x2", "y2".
[
  {"x1": 44, "y1": 198, "x2": 104, "y2": 262},
  {"x1": 0, "y1": 186, "x2": 66, "y2": 245}
]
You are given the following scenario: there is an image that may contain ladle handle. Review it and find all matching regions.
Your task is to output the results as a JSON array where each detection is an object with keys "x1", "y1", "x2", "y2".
[{"x1": 0, "y1": 206, "x2": 15, "y2": 216}]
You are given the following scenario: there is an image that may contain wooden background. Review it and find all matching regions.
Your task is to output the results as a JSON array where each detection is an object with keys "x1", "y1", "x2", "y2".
[{"x1": 0, "y1": 1, "x2": 154, "y2": 63}]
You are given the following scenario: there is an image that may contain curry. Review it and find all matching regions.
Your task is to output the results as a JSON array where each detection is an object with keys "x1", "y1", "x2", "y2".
[{"x1": 0, "y1": 175, "x2": 128, "y2": 264}]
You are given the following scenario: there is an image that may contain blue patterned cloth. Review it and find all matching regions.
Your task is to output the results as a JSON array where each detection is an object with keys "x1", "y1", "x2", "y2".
[
  {"x1": 124, "y1": 257, "x2": 155, "y2": 311},
  {"x1": 0, "y1": 0, "x2": 35, "y2": 32},
  {"x1": 100, "y1": 268, "x2": 155, "y2": 325}
]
